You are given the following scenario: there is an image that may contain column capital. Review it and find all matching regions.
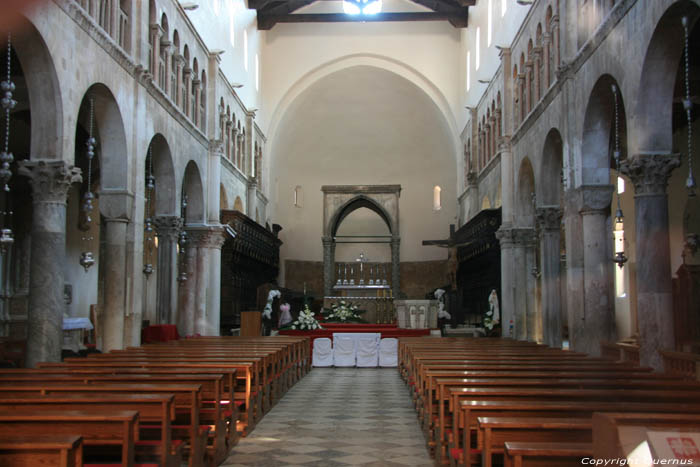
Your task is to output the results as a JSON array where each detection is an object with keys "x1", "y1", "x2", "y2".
[
  {"x1": 18, "y1": 160, "x2": 82, "y2": 204},
  {"x1": 322, "y1": 236, "x2": 334, "y2": 246},
  {"x1": 536, "y1": 206, "x2": 563, "y2": 231},
  {"x1": 466, "y1": 171, "x2": 478, "y2": 186},
  {"x1": 496, "y1": 227, "x2": 536, "y2": 247},
  {"x1": 574, "y1": 184, "x2": 614, "y2": 214},
  {"x1": 154, "y1": 215, "x2": 183, "y2": 240},
  {"x1": 209, "y1": 139, "x2": 224, "y2": 156},
  {"x1": 620, "y1": 153, "x2": 681, "y2": 195},
  {"x1": 98, "y1": 189, "x2": 133, "y2": 221},
  {"x1": 188, "y1": 226, "x2": 226, "y2": 250}
]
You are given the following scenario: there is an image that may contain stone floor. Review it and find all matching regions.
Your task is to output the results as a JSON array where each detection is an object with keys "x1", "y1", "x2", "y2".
[{"x1": 222, "y1": 367, "x2": 433, "y2": 466}]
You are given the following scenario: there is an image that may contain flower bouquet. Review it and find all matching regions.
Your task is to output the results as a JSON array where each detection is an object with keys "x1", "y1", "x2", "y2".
[
  {"x1": 280, "y1": 304, "x2": 322, "y2": 330},
  {"x1": 323, "y1": 300, "x2": 367, "y2": 323}
]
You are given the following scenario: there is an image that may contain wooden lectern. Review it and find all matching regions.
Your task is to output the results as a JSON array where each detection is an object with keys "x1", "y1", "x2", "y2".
[{"x1": 240, "y1": 311, "x2": 262, "y2": 337}]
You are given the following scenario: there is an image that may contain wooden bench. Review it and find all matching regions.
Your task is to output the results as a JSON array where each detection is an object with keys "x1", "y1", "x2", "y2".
[
  {"x1": 0, "y1": 393, "x2": 181, "y2": 467},
  {"x1": 0, "y1": 434, "x2": 83, "y2": 467},
  {"x1": 503, "y1": 441, "x2": 592, "y2": 467},
  {"x1": 0, "y1": 409, "x2": 138, "y2": 466}
]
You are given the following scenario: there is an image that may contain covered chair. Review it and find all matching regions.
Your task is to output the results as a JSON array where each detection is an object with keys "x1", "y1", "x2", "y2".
[
  {"x1": 333, "y1": 336, "x2": 356, "y2": 367},
  {"x1": 356, "y1": 337, "x2": 379, "y2": 367},
  {"x1": 378, "y1": 337, "x2": 398, "y2": 367},
  {"x1": 312, "y1": 337, "x2": 333, "y2": 367}
]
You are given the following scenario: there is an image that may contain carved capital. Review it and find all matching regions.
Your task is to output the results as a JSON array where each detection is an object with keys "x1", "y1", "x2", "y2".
[
  {"x1": 209, "y1": 139, "x2": 224, "y2": 155},
  {"x1": 577, "y1": 184, "x2": 614, "y2": 214},
  {"x1": 188, "y1": 227, "x2": 226, "y2": 250},
  {"x1": 154, "y1": 216, "x2": 183, "y2": 241},
  {"x1": 496, "y1": 227, "x2": 536, "y2": 247},
  {"x1": 620, "y1": 153, "x2": 681, "y2": 195},
  {"x1": 536, "y1": 206, "x2": 563, "y2": 231},
  {"x1": 18, "y1": 160, "x2": 82, "y2": 204},
  {"x1": 466, "y1": 171, "x2": 478, "y2": 186},
  {"x1": 322, "y1": 236, "x2": 334, "y2": 247}
]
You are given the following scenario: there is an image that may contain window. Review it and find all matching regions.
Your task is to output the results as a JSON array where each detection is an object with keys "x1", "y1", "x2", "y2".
[
  {"x1": 229, "y1": 10, "x2": 235, "y2": 47},
  {"x1": 488, "y1": 0, "x2": 493, "y2": 46},
  {"x1": 243, "y1": 29, "x2": 248, "y2": 71},
  {"x1": 466, "y1": 51, "x2": 471, "y2": 91},
  {"x1": 617, "y1": 176, "x2": 625, "y2": 194},
  {"x1": 475, "y1": 27, "x2": 481, "y2": 70},
  {"x1": 294, "y1": 186, "x2": 303, "y2": 207},
  {"x1": 433, "y1": 186, "x2": 442, "y2": 211},
  {"x1": 255, "y1": 53, "x2": 259, "y2": 91},
  {"x1": 502, "y1": 0, "x2": 506, "y2": 17}
]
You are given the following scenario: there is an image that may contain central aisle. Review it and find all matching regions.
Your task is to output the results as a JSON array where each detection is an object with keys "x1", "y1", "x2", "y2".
[{"x1": 223, "y1": 368, "x2": 432, "y2": 466}]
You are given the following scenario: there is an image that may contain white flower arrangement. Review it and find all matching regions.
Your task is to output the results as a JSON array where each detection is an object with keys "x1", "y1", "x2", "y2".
[
  {"x1": 325, "y1": 300, "x2": 365, "y2": 323},
  {"x1": 289, "y1": 304, "x2": 322, "y2": 330}
]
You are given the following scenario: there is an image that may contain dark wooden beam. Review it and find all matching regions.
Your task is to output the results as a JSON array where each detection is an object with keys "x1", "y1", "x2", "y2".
[
  {"x1": 411, "y1": 0, "x2": 468, "y2": 14},
  {"x1": 257, "y1": 11, "x2": 469, "y2": 29},
  {"x1": 260, "y1": 0, "x2": 318, "y2": 16}
]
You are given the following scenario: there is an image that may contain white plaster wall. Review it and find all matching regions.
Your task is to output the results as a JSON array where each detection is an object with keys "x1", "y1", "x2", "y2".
[{"x1": 272, "y1": 66, "x2": 455, "y2": 286}]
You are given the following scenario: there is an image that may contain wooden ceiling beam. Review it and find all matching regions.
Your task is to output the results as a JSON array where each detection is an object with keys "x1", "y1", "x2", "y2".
[
  {"x1": 258, "y1": 11, "x2": 469, "y2": 29},
  {"x1": 410, "y1": 0, "x2": 468, "y2": 15}
]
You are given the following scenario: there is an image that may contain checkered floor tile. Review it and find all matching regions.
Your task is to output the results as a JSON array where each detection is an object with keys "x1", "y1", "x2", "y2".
[{"x1": 222, "y1": 368, "x2": 432, "y2": 466}]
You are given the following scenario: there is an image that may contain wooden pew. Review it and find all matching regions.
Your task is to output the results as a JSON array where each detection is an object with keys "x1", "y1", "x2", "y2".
[
  {"x1": 503, "y1": 441, "x2": 592, "y2": 467},
  {"x1": 0, "y1": 382, "x2": 207, "y2": 467},
  {"x1": 478, "y1": 417, "x2": 592, "y2": 467},
  {"x1": 0, "y1": 393, "x2": 181, "y2": 467},
  {"x1": 0, "y1": 434, "x2": 83, "y2": 467},
  {"x1": 0, "y1": 409, "x2": 138, "y2": 466}
]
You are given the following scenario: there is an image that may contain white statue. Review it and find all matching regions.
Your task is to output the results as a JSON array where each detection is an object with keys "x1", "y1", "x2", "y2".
[
  {"x1": 487, "y1": 289, "x2": 500, "y2": 327},
  {"x1": 263, "y1": 289, "x2": 281, "y2": 320},
  {"x1": 434, "y1": 288, "x2": 451, "y2": 319}
]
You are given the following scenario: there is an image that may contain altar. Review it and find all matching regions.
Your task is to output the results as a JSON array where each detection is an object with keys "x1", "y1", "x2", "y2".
[
  {"x1": 278, "y1": 323, "x2": 431, "y2": 352},
  {"x1": 324, "y1": 284, "x2": 394, "y2": 324}
]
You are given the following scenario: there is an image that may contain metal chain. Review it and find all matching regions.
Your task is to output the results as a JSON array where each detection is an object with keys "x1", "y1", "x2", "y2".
[
  {"x1": 3, "y1": 34, "x2": 10, "y2": 156},
  {"x1": 86, "y1": 97, "x2": 94, "y2": 191},
  {"x1": 683, "y1": 16, "x2": 696, "y2": 195},
  {"x1": 612, "y1": 84, "x2": 623, "y2": 215}
]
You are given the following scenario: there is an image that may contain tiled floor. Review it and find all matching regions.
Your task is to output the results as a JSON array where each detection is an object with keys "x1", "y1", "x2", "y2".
[{"x1": 222, "y1": 368, "x2": 433, "y2": 466}]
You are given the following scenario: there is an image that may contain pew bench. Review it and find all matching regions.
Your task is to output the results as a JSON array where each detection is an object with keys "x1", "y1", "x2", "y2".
[
  {"x1": 0, "y1": 434, "x2": 83, "y2": 467},
  {"x1": 503, "y1": 441, "x2": 593, "y2": 467}
]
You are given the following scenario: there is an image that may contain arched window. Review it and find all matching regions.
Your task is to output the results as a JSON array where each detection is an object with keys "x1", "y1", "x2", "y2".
[
  {"x1": 171, "y1": 31, "x2": 180, "y2": 103},
  {"x1": 433, "y1": 186, "x2": 442, "y2": 211},
  {"x1": 99, "y1": 0, "x2": 111, "y2": 33},
  {"x1": 158, "y1": 13, "x2": 169, "y2": 90},
  {"x1": 513, "y1": 65, "x2": 520, "y2": 128},
  {"x1": 181, "y1": 46, "x2": 189, "y2": 115},
  {"x1": 527, "y1": 40, "x2": 534, "y2": 113},
  {"x1": 191, "y1": 58, "x2": 198, "y2": 125},
  {"x1": 536, "y1": 24, "x2": 543, "y2": 101}
]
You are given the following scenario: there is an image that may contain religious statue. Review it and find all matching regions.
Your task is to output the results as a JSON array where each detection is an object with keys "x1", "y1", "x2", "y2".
[
  {"x1": 435, "y1": 288, "x2": 450, "y2": 336},
  {"x1": 263, "y1": 289, "x2": 281, "y2": 335},
  {"x1": 484, "y1": 289, "x2": 500, "y2": 332},
  {"x1": 278, "y1": 302, "x2": 292, "y2": 328}
]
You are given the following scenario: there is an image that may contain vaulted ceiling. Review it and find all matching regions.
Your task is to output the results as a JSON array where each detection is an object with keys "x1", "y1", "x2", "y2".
[{"x1": 249, "y1": 0, "x2": 476, "y2": 30}]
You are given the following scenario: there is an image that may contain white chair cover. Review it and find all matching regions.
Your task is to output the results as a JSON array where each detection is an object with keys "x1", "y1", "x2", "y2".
[
  {"x1": 356, "y1": 337, "x2": 379, "y2": 367},
  {"x1": 378, "y1": 337, "x2": 398, "y2": 367},
  {"x1": 333, "y1": 336, "x2": 356, "y2": 367},
  {"x1": 312, "y1": 337, "x2": 333, "y2": 367}
]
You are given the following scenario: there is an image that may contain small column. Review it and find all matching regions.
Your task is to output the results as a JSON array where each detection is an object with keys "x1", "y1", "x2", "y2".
[
  {"x1": 149, "y1": 25, "x2": 162, "y2": 78},
  {"x1": 322, "y1": 236, "x2": 334, "y2": 297},
  {"x1": 161, "y1": 40, "x2": 172, "y2": 96},
  {"x1": 517, "y1": 75, "x2": 526, "y2": 122},
  {"x1": 524, "y1": 63, "x2": 533, "y2": 114},
  {"x1": 177, "y1": 235, "x2": 197, "y2": 337},
  {"x1": 536, "y1": 206, "x2": 563, "y2": 348},
  {"x1": 620, "y1": 153, "x2": 680, "y2": 370},
  {"x1": 191, "y1": 78, "x2": 201, "y2": 126},
  {"x1": 174, "y1": 54, "x2": 184, "y2": 108},
  {"x1": 543, "y1": 33, "x2": 552, "y2": 88},
  {"x1": 391, "y1": 237, "x2": 401, "y2": 297},
  {"x1": 496, "y1": 228, "x2": 516, "y2": 338},
  {"x1": 154, "y1": 216, "x2": 182, "y2": 325},
  {"x1": 533, "y1": 48, "x2": 542, "y2": 102},
  {"x1": 552, "y1": 15, "x2": 561, "y2": 72},
  {"x1": 465, "y1": 172, "x2": 479, "y2": 221},
  {"x1": 183, "y1": 66, "x2": 192, "y2": 116},
  {"x1": 247, "y1": 178, "x2": 257, "y2": 219},
  {"x1": 579, "y1": 185, "x2": 615, "y2": 356},
  {"x1": 18, "y1": 160, "x2": 81, "y2": 367}
]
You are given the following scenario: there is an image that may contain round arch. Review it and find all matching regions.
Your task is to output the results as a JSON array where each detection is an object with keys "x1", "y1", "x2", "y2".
[
  {"x1": 540, "y1": 128, "x2": 564, "y2": 206},
  {"x1": 516, "y1": 157, "x2": 536, "y2": 228},
  {"x1": 149, "y1": 134, "x2": 176, "y2": 216},
  {"x1": 9, "y1": 14, "x2": 63, "y2": 159},
  {"x1": 634, "y1": 1, "x2": 700, "y2": 153},
  {"x1": 182, "y1": 160, "x2": 204, "y2": 223},
  {"x1": 267, "y1": 54, "x2": 460, "y2": 169},
  {"x1": 328, "y1": 195, "x2": 394, "y2": 238}
]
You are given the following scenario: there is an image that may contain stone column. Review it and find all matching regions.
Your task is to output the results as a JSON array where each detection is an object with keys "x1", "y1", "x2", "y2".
[
  {"x1": 465, "y1": 172, "x2": 479, "y2": 221},
  {"x1": 191, "y1": 78, "x2": 201, "y2": 126},
  {"x1": 579, "y1": 185, "x2": 615, "y2": 356},
  {"x1": 391, "y1": 237, "x2": 401, "y2": 297},
  {"x1": 496, "y1": 228, "x2": 517, "y2": 338},
  {"x1": 322, "y1": 236, "x2": 334, "y2": 297},
  {"x1": 537, "y1": 206, "x2": 563, "y2": 348},
  {"x1": 231, "y1": 127, "x2": 238, "y2": 165},
  {"x1": 154, "y1": 216, "x2": 182, "y2": 325},
  {"x1": 517, "y1": 75, "x2": 526, "y2": 123},
  {"x1": 620, "y1": 153, "x2": 680, "y2": 370},
  {"x1": 18, "y1": 160, "x2": 81, "y2": 367},
  {"x1": 533, "y1": 48, "x2": 542, "y2": 102},
  {"x1": 183, "y1": 228, "x2": 226, "y2": 336},
  {"x1": 512, "y1": 228, "x2": 537, "y2": 341},
  {"x1": 149, "y1": 25, "x2": 162, "y2": 78},
  {"x1": 174, "y1": 54, "x2": 184, "y2": 108},
  {"x1": 525, "y1": 63, "x2": 533, "y2": 114},
  {"x1": 247, "y1": 179, "x2": 257, "y2": 219},
  {"x1": 161, "y1": 40, "x2": 172, "y2": 96},
  {"x1": 102, "y1": 217, "x2": 129, "y2": 351},
  {"x1": 183, "y1": 66, "x2": 192, "y2": 116},
  {"x1": 543, "y1": 33, "x2": 552, "y2": 88}
]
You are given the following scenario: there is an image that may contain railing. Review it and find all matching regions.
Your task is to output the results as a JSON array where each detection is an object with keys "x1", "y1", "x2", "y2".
[
  {"x1": 599, "y1": 341, "x2": 640, "y2": 365},
  {"x1": 660, "y1": 349, "x2": 700, "y2": 381}
]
